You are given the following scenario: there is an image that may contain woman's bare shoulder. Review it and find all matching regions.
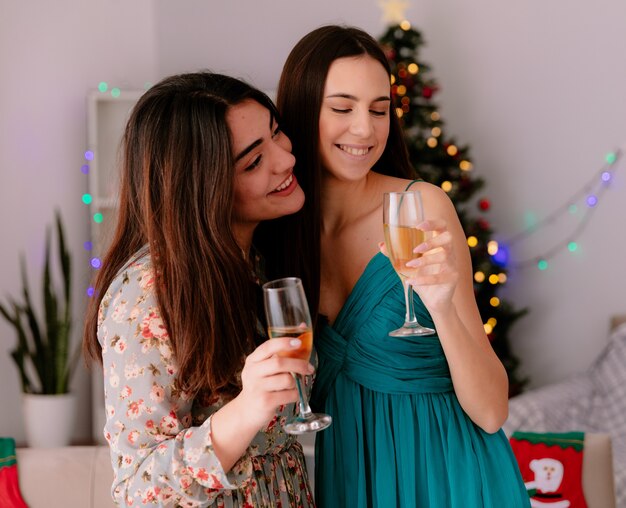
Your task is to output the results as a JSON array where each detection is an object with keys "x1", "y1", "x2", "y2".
[
  {"x1": 372, "y1": 173, "x2": 449, "y2": 199},
  {"x1": 371, "y1": 173, "x2": 420, "y2": 193}
]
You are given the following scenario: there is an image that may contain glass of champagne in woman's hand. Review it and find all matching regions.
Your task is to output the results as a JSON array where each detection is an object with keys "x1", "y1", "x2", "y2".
[
  {"x1": 263, "y1": 277, "x2": 332, "y2": 434},
  {"x1": 383, "y1": 191, "x2": 436, "y2": 337}
]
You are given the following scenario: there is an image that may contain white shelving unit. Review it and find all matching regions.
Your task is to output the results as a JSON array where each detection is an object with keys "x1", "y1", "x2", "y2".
[{"x1": 86, "y1": 89, "x2": 143, "y2": 444}]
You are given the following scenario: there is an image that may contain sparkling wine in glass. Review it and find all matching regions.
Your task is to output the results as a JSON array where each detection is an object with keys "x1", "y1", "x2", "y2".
[
  {"x1": 262, "y1": 277, "x2": 332, "y2": 434},
  {"x1": 383, "y1": 190, "x2": 436, "y2": 337}
]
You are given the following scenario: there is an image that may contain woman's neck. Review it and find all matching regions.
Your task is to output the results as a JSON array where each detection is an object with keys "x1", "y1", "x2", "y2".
[{"x1": 321, "y1": 170, "x2": 383, "y2": 234}]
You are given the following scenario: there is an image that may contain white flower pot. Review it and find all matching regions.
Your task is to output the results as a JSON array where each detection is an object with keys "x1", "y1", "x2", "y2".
[{"x1": 22, "y1": 393, "x2": 76, "y2": 448}]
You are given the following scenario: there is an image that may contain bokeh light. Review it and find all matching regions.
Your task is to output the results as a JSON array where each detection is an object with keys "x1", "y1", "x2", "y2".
[
  {"x1": 459, "y1": 160, "x2": 473, "y2": 171},
  {"x1": 492, "y1": 243, "x2": 509, "y2": 267}
]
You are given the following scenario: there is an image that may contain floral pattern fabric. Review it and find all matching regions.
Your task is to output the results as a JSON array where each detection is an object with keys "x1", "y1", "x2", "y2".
[{"x1": 98, "y1": 252, "x2": 314, "y2": 507}]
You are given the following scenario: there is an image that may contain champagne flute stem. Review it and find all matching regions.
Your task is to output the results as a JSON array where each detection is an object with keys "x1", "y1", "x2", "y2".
[
  {"x1": 403, "y1": 280, "x2": 418, "y2": 327},
  {"x1": 294, "y1": 374, "x2": 313, "y2": 418}
]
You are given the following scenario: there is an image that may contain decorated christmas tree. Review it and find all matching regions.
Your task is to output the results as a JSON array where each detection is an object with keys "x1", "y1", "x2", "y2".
[{"x1": 379, "y1": 22, "x2": 529, "y2": 396}]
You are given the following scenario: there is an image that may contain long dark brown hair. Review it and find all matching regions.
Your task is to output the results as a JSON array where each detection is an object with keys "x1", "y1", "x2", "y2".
[
  {"x1": 84, "y1": 72, "x2": 279, "y2": 398},
  {"x1": 255, "y1": 25, "x2": 415, "y2": 322}
]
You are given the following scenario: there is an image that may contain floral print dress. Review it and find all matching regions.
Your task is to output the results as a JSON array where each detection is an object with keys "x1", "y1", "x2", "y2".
[{"x1": 98, "y1": 252, "x2": 315, "y2": 507}]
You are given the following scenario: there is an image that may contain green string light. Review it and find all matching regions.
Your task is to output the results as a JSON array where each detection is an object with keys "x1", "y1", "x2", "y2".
[
  {"x1": 93, "y1": 213, "x2": 103, "y2": 223},
  {"x1": 567, "y1": 242, "x2": 578, "y2": 252},
  {"x1": 537, "y1": 259, "x2": 548, "y2": 271},
  {"x1": 82, "y1": 193, "x2": 92, "y2": 205}
]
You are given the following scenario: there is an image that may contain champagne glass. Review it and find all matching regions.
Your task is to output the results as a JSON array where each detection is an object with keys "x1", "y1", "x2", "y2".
[
  {"x1": 262, "y1": 277, "x2": 332, "y2": 434},
  {"x1": 383, "y1": 190, "x2": 436, "y2": 337}
]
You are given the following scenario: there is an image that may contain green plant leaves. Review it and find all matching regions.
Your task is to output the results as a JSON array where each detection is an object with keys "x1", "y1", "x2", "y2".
[{"x1": 0, "y1": 209, "x2": 75, "y2": 394}]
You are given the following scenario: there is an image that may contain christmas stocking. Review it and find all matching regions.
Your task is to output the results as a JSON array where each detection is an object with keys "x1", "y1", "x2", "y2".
[
  {"x1": 0, "y1": 438, "x2": 28, "y2": 508},
  {"x1": 510, "y1": 431, "x2": 587, "y2": 508}
]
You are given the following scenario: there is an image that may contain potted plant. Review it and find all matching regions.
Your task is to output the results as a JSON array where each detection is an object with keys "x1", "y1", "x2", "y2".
[{"x1": 0, "y1": 210, "x2": 80, "y2": 447}]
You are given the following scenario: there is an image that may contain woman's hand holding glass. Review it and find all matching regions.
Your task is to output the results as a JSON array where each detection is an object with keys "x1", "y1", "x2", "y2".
[
  {"x1": 239, "y1": 336, "x2": 315, "y2": 430},
  {"x1": 403, "y1": 217, "x2": 459, "y2": 317},
  {"x1": 383, "y1": 191, "x2": 435, "y2": 336},
  {"x1": 263, "y1": 277, "x2": 332, "y2": 434}
]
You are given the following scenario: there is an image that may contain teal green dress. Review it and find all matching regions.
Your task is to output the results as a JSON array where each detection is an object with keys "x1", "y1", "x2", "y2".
[{"x1": 311, "y1": 253, "x2": 530, "y2": 507}]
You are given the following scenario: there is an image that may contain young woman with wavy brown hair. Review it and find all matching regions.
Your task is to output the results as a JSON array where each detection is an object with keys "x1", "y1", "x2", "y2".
[{"x1": 83, "y1": 71, "x2": 314, "y2": 507}]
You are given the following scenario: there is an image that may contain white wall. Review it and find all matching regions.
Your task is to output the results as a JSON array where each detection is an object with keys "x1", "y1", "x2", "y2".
[
  {"x1": 0, "y1": 0, "x2": 157, "y2": 445},
  {"x1": 152, "y1": 0, "x2": 384, "y2": 90},
  {"x1": 1, "y1": 0, "x2": 625, "y2": 443}
]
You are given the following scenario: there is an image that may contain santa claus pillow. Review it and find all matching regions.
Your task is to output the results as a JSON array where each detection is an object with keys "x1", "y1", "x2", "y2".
[{"x1": 509, "y1": 431, "x2": 588, "y2": 508}]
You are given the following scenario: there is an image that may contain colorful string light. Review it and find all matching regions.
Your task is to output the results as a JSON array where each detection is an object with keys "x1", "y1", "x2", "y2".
[
  {"x1": 82, "y1": 81, "x2": 152, "y2": 298},
  {"x1": 488, "y1": 148, "x2": 623, "y2": 271},
  {"x1": 81, "y1": 83, "x2": 127, "y2": 297}
]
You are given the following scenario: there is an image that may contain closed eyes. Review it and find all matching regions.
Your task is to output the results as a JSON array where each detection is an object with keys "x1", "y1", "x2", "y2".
[{"x1": 331, "y1": 107, "x2": 387, "y2": 117}]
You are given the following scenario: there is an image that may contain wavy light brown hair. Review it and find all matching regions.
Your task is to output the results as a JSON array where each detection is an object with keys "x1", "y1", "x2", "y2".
[
  {"x1": 84, "y1": 72, "x2": 279, "y2": 398},
  {"x1": 255, "y1": 25, "x2": 416, "y2": 322}
]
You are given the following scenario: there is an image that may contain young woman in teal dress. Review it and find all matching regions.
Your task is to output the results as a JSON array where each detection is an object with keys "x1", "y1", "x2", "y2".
[
  {"x1": 256, "y1": 26, "x2": 530, "y2": 507},
  {"x1": 83, "y1": 72, "x2": 316, "y2": 507}
]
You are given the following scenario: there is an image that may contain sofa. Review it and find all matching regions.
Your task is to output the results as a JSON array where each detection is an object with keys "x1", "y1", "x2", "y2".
[
  {"x1": 503, "y1": 320, "x2": 626, "y2": 507},
  {"x1": 15, "y1": 445, "x2": 115, "y2": 508},
  {"x1": 15, "y1": 437, "x2": 316, "y2": 508}
]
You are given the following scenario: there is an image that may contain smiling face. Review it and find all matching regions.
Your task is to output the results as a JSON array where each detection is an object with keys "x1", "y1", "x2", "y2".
[
  {"x1": 318, "y1": 55, "x2": 391, "y2": 183},
  {"x1": 228, "y1": 99, "x2": 304, "y2": 245}
]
